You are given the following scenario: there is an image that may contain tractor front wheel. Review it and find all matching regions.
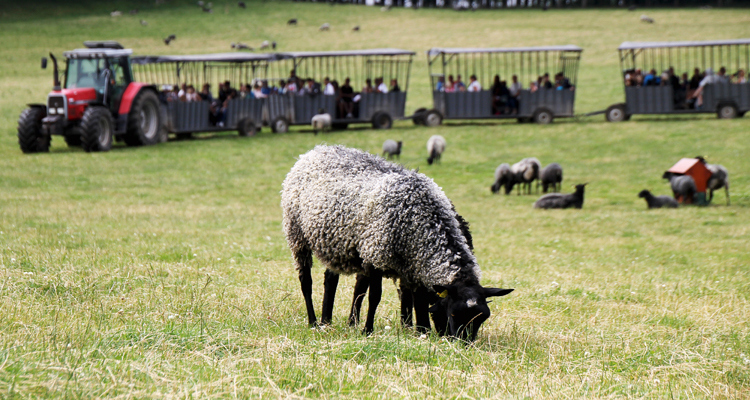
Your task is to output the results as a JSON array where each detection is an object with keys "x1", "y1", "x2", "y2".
[
  {"x1": 18, "y1": 107, "x2": 49, "y2": 154},
  {"x1": 80, "y1": 106, "x2": 114, "y2": 152},
  {"x1": 125, "y1": 90, "x2": 162, "y2": 146}
]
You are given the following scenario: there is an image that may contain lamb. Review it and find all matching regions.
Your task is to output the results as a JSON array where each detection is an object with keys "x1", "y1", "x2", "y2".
[
  {"x1": 311, "y1": 109, "x2": 331, "y2": 135},
  {"x1": 696, "y1": 156, "x2": 730, "y2": 205},
  {"x1": 382, "y1": 140, "x2": 402, "y2": 160},
  {"x1": 319, "y1": 23, "x2": 331, "y2": 31},
  {"x1": 490, "y1": 163, "x2": 512, "y2": 194},
  {"x1": 282, "y1": 145, "x2": 513, "y2": 340},
  {"x1": 426, "y1": 135, "x2": 446, "y2": 165},
  {"x1": 509, "y1": 157, "x2": 541, "y2": 195},
  {"x1": 638, "y1": 189, "x2": 679, "y2": 209},
  {"x1": 662, "y1": 172, "x2": 696, "y2": 204},
  {"x1": 538, "y1": 162, "x2": 563, "y2": 193},
  {"x1": 533, "y1": 183, "x2": 587, "y2": 209}
]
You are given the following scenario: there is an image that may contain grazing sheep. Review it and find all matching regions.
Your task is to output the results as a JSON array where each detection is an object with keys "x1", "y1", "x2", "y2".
[
  {"x1": 260, "y1": 40, "x2": 270, "y2": 50},
  {"x1": 272, "y1": 41, "x2": 277, "y2": 50},
  {"x1": 238, "y1": 1, "x2": 246, "y2": 8},
  {"x1": 282, "y1": 145, "x2": 513, "y2": 340},
  {"x1": 110, "y1": 10, "x2": 122, "y2": 17},
  {"x1": 490, "y1": 163, "x2": 512, "y2": 194},
  {"x1": 696, "y1": 156, "x2": 730, "y2": 205},
  {"x1": 231, "y1": 42, "x2": 252, "y2": 50},
  {"x1": 163, "y1": 35, "x2": 176, "y2": 45},
  {"x1": 426, "y1": 135, "x2": 446, "y2": 165},
  {"x1": 638, "y1": 189, "x2": 679, "y2": 209},
  {"x1": 287, "y1": 18, "x2": 298, "y2": 25},
  {"x1": 381, "y1": 5, "x2": 391, "y2": 11},
  {"x1": 311, "y1": 109, "x2": 332, "y2": 135},
  {"x1": 197, "y1": 1, "x2": 205, "y2": 6},
  {"x1": 662, "y1": 172, "x2": 696, "y2": 204},
  {"x1": 509, "y1": 157, "x2": 541, "y2": 195},
  {"x1": 538, "y1": 162, "x2": 563, "y2": 193},
  {"x1": 640, "y1": 14, "x2": 654, "y2": 23},
  {"x1": 382, "y1": 140, "x2": 402, "y2": 160},
  {"x1": 533, "y1": 183, "x2": 587, "y2": 209},
  {"x1": 140, "y1": 19, "x2": 148, "y2": 26},
  {"x1": 319, "y1": 23, "x2": 331, "y2": 31},
  {"x1": 352, "y1": 25, "x2": 360, "y2": 31}
]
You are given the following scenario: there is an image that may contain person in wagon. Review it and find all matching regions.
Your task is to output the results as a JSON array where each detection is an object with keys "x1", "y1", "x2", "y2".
[
  {"x1": 455, "y1": 75, "x2": 466, "y2": 91},
  {"x1": 199, "y1": 83, "x2": 213, "y2": 103},
  {"x1": 339, "y1": 77, "x2": 355, "y2": 118},
  {"x1": 446, "y1": 75, "x2": 456, "y2": 92},
  {"x1": 734, "y1": 69, "x2": 747, "y2": 84},
  {"x1": 362, "y1": 78, "x2": 374, "y2": 94},
  {"x1": 508, "y1": 75, "x2": 521, "y2": 114},
  {"x1": 390, "y1": 79, "x2": 401, "y2": 92},
  {"x1": 376, "y1": 77, "x2": 389, "y2": 94},
  {"x1": 467, "y1": 75, "x2": 481, "y2": 92},
  {"x1": 324, "y1": 77, "x2": 336, "y2": 95},
  {"x1": 435, "y1": 76, "x2": 445, "y2": 92}
]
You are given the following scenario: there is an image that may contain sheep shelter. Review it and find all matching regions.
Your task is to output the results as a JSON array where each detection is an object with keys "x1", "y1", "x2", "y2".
[{"x1": 667, "y1": 158, "x2": 711, "y2": 205}]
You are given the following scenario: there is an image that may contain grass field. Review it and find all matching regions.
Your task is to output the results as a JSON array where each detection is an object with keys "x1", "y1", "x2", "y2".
[{"x1": 1, "y1": 1, "x2": 750, "y2": 398}]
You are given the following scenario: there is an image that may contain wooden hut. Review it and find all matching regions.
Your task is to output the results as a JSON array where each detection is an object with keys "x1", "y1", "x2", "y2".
[{"x1": 667, "y1": 158, "x2": 712, "y2": 205}]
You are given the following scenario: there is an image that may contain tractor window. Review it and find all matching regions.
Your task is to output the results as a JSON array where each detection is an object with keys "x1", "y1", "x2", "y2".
[{"x1": 65, "y1": 59, "x2": 105, "y2": 93}]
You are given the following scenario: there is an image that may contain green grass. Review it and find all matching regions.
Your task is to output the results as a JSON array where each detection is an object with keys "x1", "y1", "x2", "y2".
[{"x1": 1, "y1": 1, "x2": 750, "y2": 398}]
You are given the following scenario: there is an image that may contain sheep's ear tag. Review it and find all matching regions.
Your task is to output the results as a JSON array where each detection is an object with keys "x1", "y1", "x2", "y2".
[{"x1": 438, "y1": 290, "x2": 448, "y2": 298}]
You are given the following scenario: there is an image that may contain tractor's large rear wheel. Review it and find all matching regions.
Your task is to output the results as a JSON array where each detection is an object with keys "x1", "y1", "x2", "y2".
[
  {"x1": 125, "y1": 90, "x2": 161, "y2": 146},
  {"x1": 18, "y1": 107, "x2": 50, "y2": 154},
  {"x1": 80, "y1": 106, "x2": 114, "y2": 152}
]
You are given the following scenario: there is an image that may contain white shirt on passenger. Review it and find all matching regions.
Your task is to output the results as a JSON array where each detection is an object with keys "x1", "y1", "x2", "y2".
[
  {"x1": 468, "y1": 80, "x2": 482, "y2": 92},
  {"x1": 324, "y1": 83, "x2": 335, "y2": 95},
  {"x1": 509, "y1": 81, "x2": 522, "y2": 96},
  {"x1": 377, "y1": 83, "x2": 389, "y2": 93}
]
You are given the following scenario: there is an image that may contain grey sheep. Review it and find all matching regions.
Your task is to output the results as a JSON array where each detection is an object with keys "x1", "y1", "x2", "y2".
[
  {"x1": 426, "y1": 135, "x2": 446, "y2": 165},
  {"x1": 696, "y1": 156, "x2": 730, "y2": 205},
  {"x1": 281, "y1": 145, "x2": 512, "y2": 340},
  {"x1": 509, "y1": 157, "x2": 541, "y2": 195},
  {"x1": 382, "y1": 140, "x2": 402, "y2": 160},
  {"x1": 538, "y1": 162, "x2": 563, "y2": 193},
  {"x1": 490, "y1": 163, "x2": 511, "y2": 194},
  {"x1": 662, "y1": 172, "x2": 696, "y2": 204},
  {"x1": 638, "y1": 189, "x2": 679, "y2": 209},
  {"x1": 319, "y1": 23, "x2": 331, "y2": 31},
  {"x1": 534, "y1": 183, "x2": 587, "y2": 209},
  {"x1": 640, "y1": 14, "x2": 654, "y2": 23}
]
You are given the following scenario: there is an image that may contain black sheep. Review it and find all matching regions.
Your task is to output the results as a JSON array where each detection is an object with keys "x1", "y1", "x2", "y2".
[
  {"x1": 638, "y1": 189, "x2": 679, "y2": 209},
  {"x1": 662, "y1": 172, "x2": 696, "y2": 204},
  {"x1": 533, "y1": 183, "x2": 587, "y2": 209}
]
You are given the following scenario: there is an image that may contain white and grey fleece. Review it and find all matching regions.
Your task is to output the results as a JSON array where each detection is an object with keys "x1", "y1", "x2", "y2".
[{"x1": 282, "y1": 145, "x2": 479, "y2": 289}]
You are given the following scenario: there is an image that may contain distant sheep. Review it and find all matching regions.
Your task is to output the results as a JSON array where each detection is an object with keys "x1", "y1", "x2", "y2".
[
  {"x1": 426, "y1": 135, "x2": 446, "y2": 165},
  {"x1": 640, "y1": 15, "x2": 655, "y2": 23},
  {"x1": 282, "y1": 145, "x2": 512, "y2": 340},
  {"x1": 638, "y1": 189, "x2": 679, "y2": 209},
  {"x1": 490, "y1": 163, "x2": 512, "y2": 194},
  {"x1": 311, "y1": 109, "x2": 331, "y2": 135},
  {"x1": 319, "y1": 23, "x2": 331, "y2": 31},
  {"x1": 260, "y1": 40, "x2": 270, "y2": 50},
  {"x1": 538, "y1": 162, "x2": 563, "y2": 193},
  {"x1": 510, "y1": 157, "x2": 541, "y2": 195},
  {"x1": 662, "y1": 172, "x2": 696, "y2": 204},
  {"x1": 287, "y1": 18, "x2": 298, "y2": 25},
  {"x1": 696, "y1": 156, "x2": 730, "y2": 205},
  {"x1": 533, "y1": 183, "x2": 587, "y2": 209},
  {"x1": 382, "y1": 140, "x2": 402, "y2": 160}
]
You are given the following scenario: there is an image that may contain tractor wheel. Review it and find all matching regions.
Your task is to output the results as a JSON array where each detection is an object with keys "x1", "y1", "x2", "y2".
[
  {"x1": 64, "y1": 128, "x2": 82, "y2": 147},
  {"x1": 423, "y1": 110, "x2": 443, "y2": 127},
  {"x1": 372, "y1": 112, "x2": 393, "y2": 130},
  {"x1": 238, "y1": 118, "x2": 257, "y2": 137},
  {"x1": 18, "y1": 107, "x2": 49, "y2": 154},
  {"x1": 80, "y1": 106, "x2": 114, "y2": 152},
  {"x1": 717, "y1": 103, "x2": 738, "y2": 119},
  {"x1": 125, "y1": 90, "x2": 161, "y2": 146},
  {"x1": 605, "y1": 104, "x2": 627, "y2": 122},
  {"x1": 533, "y1": 108, "x2": 554, "y2": 125},
  {"x1": 271, "y1": 117, "x2": 290, "y2": 133},
  {"x1": 412, "y1": 107, "x2": 427, "y2": 125}
]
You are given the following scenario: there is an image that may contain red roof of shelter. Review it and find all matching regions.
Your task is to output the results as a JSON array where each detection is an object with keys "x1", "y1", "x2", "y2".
[{"x1": 668, "y1": 158, "x2": 701, "y2": 174}]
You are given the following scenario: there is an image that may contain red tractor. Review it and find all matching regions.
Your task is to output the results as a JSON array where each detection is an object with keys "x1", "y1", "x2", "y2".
[{"x1": 18, "y1": 41, "x2": 163, "y2": 153}]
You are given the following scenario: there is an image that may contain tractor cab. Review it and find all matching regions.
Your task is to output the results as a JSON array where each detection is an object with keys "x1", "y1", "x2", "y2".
[{"x1": 19, "y1": 41, "x2": 162, "y2": 153}]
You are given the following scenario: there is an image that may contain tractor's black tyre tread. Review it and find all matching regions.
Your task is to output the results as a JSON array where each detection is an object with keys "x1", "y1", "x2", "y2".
[
  {"x1": 18, "y1": 107, "x2": 49, "y2": 153},
  {"x1": 125, "y1": 90, "x2": 161, "y2": 146},
  {"x1": 80, "y1": 106, "x2": 114, "y2": 153}
]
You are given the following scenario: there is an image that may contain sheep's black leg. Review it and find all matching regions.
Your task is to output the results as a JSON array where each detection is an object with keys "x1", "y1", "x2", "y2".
[
  {"x1": 348, "y1": 274, "x2": 369, "y2": 326},
  {"x1": 295, "y1": 248, "x2": 317, "y2": 326},
  {"x1": 725, "y1": 185, "x2": 730, "y2": 206},
  {"x1": 412, "y1": 287, "x2": 431, "y2": 334},
  {"x1": 363, "y1": 269, "x2": 383, "y2": 335},
  {"x1": 320, "y1": 269, "x2": 339, "y2": 325},
  {"x1": 400, "y1": 282, "x2": 414, "y2": 328}
]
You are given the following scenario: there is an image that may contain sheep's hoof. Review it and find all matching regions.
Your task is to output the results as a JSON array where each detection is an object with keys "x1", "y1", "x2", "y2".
[{"x1": 362, "y1": 327, "x2": 374, "y2": 336}]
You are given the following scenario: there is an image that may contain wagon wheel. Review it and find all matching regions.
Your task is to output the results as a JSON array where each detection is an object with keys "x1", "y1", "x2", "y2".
[
  {"x1": 271, "y1": 116, "x2": 290, "y2": 133},
  {"x1": 423, "y1": 110, "x2": 442, "y2": 127},
  {"x1": 412, "y1": 107, "x2": 427, "y2": 125},
  {"x1": 238, "y1": 118, "x2": 257, "y2": 137},
  {"x1": 605, "y1": 104, "x2": 627, "y2": 123},
  {"x1": 717, "y1": 103, "x2": 738, "y2": 119},
  {"x1": 533, "y1": 108, "x2": 554, "y2": 125},
  {"x1": 372, "y1": 112, "x2": 392, "y2": 130}
]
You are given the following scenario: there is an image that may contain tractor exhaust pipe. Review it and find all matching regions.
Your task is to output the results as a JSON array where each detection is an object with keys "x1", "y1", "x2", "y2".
[{"x1": 49, "y1": 52, "x2": 61, "y2": 91}]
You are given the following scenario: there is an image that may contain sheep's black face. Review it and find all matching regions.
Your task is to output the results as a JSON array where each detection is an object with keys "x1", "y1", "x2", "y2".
[
  {"x1": 430, "y1": 284, "x2": 513, "y2": 342},
  {"x1": 638, "y1": 189, "x2": 649, "y2": 198}
]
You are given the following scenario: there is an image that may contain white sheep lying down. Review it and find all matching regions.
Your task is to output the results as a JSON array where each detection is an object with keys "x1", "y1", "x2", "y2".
[{"x1": 281, "y1": 145, "x2": 512, "y2": 340}]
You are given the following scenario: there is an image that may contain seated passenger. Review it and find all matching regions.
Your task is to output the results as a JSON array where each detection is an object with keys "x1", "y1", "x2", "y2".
[
  {"x1": 668, "y1": 67, "x2": 680, "y2": 87},
  {"x1": 435, "y1": 76, "x2": 445, "y2": 92},
  {"x1": 716, "y1": 67, "x2": 729, "y2": 84},
  {"x1": 185, "y1": 85, "x2": 201, "y2": 102},
  {"x1": 252, "y1": 83, "x2": 266, "y2": 99},
  {"x1": 529, "y1": 81, "x2": 538, "y2": 93},
  {"x1": 542, "y1": 73, "x2": 552, "y2": 89},
  {"x1": 217, "y1": 89, "x2": 237, "y2": 127},
  {"x1": 219, "y1": 80, "x2": 232, "y2": 103},
  {"x1": 324, "y1": 77, "x2": 335, "y2": 95},
  {"x1": 692, "y1": 68, "x2": 721, "y2": 108},
  {"x1": 260, "y1": 81, "x2": 271, "y2": 96},
  {"x1": 200, "y1": 83, "x2": 213, "y2": 103},
  {"x1": 167, "y1": 85, "x2": 180, "y2": 102},
  {"x1": 390, "y1": 79, "x2": 401, "y2": 92},
  {"x1": 455, "y1": 75, "x2": 466, "y2": 92},
  {"x1": 467, "y1": 75, "x2": 481, "y2": 92},
  {"x1": 508, "y1": 75, "x2": 521, "y2": 114},
  {"x1": 362, "y1": 78, "x2": 374, "y2": 94},
  {"x1": 491, "y1": 75, "x2": 502, "y2": 114},
  {"x1": 735, "y1": 69, "x2": 747, "y2": 83},
  {"x1": 286, "y1": 78, "x2": 298, "y2": 93},
  {"x1": 278, "y1": 80, "x2": 287, "y2": 94},
  {"x1": 240, "y1": 84, "x2": 250, "y2": 98},
  {"x1": 376, "y1": 77, "x2": 389, "y2": 94},
  {"x1": 446, "y1": 75, "x2": 455, "y2": 93},
  {"x1": 177, "y1": 83, "x2": 187, "y2": 99},
  {"x1": 689, "y1": 68, "x2": 703, "y2": 91},
  {"x1": 339, "y1": 77, "x2": 354, "y2": 118},
  {"x1": 643, "y1": 69, "x2": 660, "y2": 86}
]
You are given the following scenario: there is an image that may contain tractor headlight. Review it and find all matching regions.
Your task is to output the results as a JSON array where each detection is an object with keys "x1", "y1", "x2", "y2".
[
  {"x1": 49, "y1": 108, "x2": 56, "y2": 115},
  {"x1": 57, "y1": 107, "x2": 64, "y2": 114}
]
